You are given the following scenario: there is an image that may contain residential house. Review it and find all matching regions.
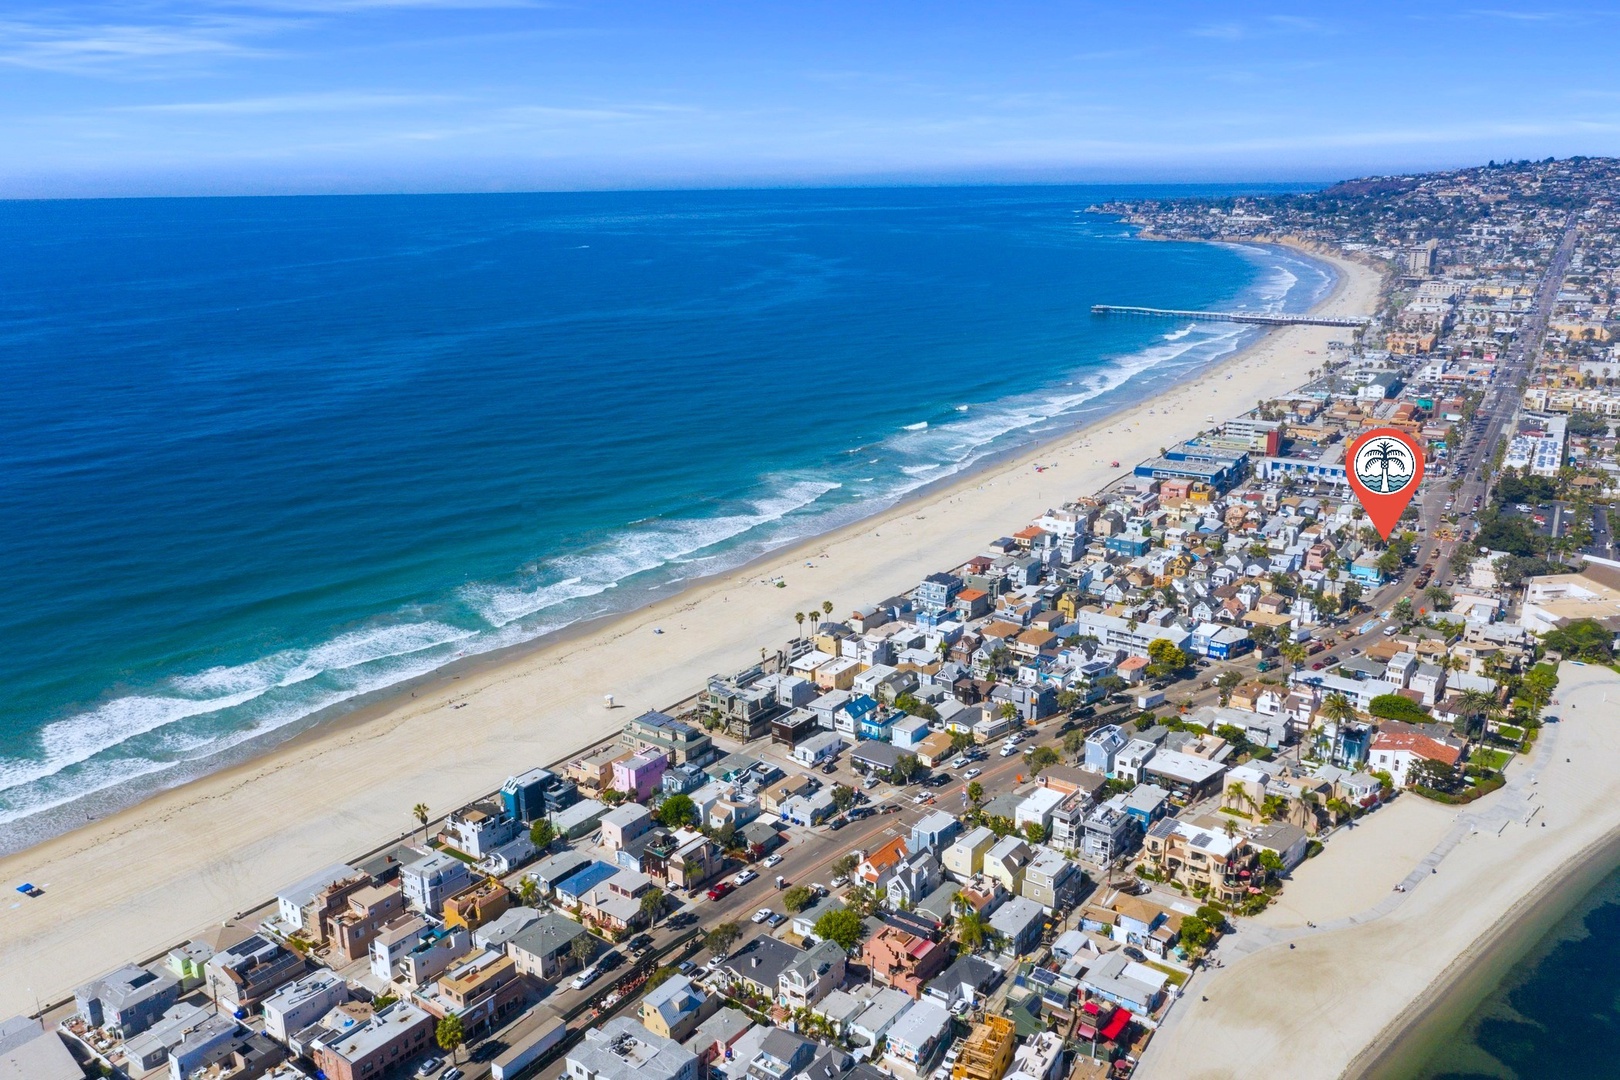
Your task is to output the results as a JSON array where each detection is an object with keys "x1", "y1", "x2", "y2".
[
  {"x1": 204, "y1": 935, "x2": 305, "y2": 1013},
  {"x1": 778, "y1": 941, "x2": 848, "y2": 1010},
  {"x1": 860, "y1": 927, "x2": 947, "y2": 998},
  {"x1": 310, "y1": 1001, "x2": 437, "y2": 1080},
  {"x1": 982, "y1": 836, "x2": 1033, "y2": 895},
  {"x1": 640, "y1": 975, "x2": 714, "y2": 1042},
  {"x1": 566, "y1": 1017, "x2": 700, "y2": 1080},
  {"x1": 508, "y1": 913, "x2": 595, "y2": 982}
]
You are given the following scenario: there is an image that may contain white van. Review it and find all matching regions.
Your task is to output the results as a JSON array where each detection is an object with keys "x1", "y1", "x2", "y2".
[{"x1": 569, "y1": 964, "x2": 601, "y2": 991}]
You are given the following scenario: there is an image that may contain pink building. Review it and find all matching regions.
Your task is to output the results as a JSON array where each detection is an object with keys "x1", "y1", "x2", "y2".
[{"x1": 611, "y1": 749, "x2": 668, "y2": 802}]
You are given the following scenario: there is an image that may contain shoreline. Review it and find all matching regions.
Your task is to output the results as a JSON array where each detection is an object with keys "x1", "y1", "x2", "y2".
[
  {"x1": 0, "y1": 234, "x2": 1332, "y2": 857},
  {"x1": 1134, "y1": 661, "x2": 1620, "y2": 1080},
  {"x1": 1349, "y1": 818, "x2": 1620, "y2": 1080},
  {"x1": 0, "y1": 242, "x2": 1380, "y2": 1017}
]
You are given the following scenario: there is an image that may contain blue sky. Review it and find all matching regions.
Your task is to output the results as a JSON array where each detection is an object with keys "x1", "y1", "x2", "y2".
[{"x1": 2, "y1": 1, "x2": 1618, "y2": 196}]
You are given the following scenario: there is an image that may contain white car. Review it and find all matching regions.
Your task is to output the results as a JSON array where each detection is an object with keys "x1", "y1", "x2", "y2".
[
  {"x1": 950, "y1": 755, "x2": 970, "y2": 769},
  {"x1": 764, "y1": 853, "x2": 783, "y2": 868},
  {"x1": 733, "y1": 869, "x2": 758, "y2": 886},
  {"x1": 999, "y1": 745, "x2": 1017, "y2": 757},
  {"x1": 752, "y1": 908, "x2": 773, "y2": 924},
  {"x1": 569, "y1": 964, "x2": 601, "y2": 991},
  {"x1": 963, "y1": 768, "x2": 982, "y2": 780}
]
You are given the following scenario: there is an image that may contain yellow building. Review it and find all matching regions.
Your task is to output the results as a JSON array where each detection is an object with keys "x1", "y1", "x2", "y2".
[
  {"x1": 443, "y1": 877, "x2": 511, "y2": 932},
  {"x1": 953, "y1": 1015, "x2": 1016, "y2": 1080}
]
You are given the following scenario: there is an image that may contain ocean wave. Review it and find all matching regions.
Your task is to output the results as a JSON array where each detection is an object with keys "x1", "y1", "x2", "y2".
[{"x1": 0, "y1": 238, "x2": 1332, "y2": 834}]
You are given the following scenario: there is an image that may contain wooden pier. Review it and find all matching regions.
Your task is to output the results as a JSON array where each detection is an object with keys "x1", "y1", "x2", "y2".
[{"x1": 1091, "y1": 304, "x2": 1369, "y2": 328}]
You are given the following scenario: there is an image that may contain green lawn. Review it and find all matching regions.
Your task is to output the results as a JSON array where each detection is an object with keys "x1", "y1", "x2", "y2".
[
  {"x1": 1473, "y1": 748, "x2": 1512, "y2": 772},
  {"x1": 1144, "y1": 961, "x2": 1188, "y2": 986}
]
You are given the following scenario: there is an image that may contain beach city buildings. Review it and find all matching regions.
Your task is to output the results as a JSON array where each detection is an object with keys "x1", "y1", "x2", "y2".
[{"x1": 42, "y1": 158, "x2": 1620, "y2": 1080}]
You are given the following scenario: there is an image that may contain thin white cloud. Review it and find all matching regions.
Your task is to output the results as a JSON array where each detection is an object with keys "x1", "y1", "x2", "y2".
[
  {"x1": 0, "y1": 14, "x2": 287, "y2": 75},
  {"x1": 115, "y1": 91, "x2": 461, "y2": 115}
]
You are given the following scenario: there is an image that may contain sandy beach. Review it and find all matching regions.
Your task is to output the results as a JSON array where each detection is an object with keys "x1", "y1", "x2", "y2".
[
  {"x1": 1136, "y1": 660, "x2": 1620, "y2": 1080},
  {"x1": 0, "y1": 244, "x2": 1381, "y2": 1017}
]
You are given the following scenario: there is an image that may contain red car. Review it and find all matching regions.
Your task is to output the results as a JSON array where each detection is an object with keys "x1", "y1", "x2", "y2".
[
  {"x1": 1310, "y1": 661, "x2": 1325, "y2": 670},
  {"x1": 706, "y1": 881, "x2": 735, "y2": 901}
]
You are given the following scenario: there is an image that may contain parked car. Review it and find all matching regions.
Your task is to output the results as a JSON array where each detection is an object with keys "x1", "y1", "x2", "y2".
[
  {"x1": 627, "y1": 934, "x2": 653, "y2": 953},
  {"x1": 677, "y1": 960, "x2": 696, "y2": 975},
  {"x1": 766, "y1": 912, "x2": 787, "y2": 927},
  {"x1": 963, "y1": 768, "x2": 982, "y2": 780},
  {"x1": 707, "y1": 881, "x2": 735, "y2": 901},
  {"x1": 570, "y1": 965, "x2": 601, "y2": 991},
  {"x1": 416, "y1": 1059, "x2": 444, "y2": 1078},
  {"x1": 752, "y1": 908, "x2": 773, "y2": 924},
  {"x1": 733, "y1": 869, "x2": 758, "y2": 886},
  {"x1": 442, "y1": 1069, "x2": 464, "y2": 1080},
  {"x1": 1124, "y1": 946, "x2": 1148, "y2": 962},
  {"x1": 822, "y1": 762, "x2": 838, "y2": 774},
  {"x1": 828, "y1": 816, "x2": 848, "y2": 831},
  {"x1": 999, "y1": 745, "x2": 1017, "y2": 757},
  {"x1": 764, "y1": 853, "x2": 784, "y2": 868}
]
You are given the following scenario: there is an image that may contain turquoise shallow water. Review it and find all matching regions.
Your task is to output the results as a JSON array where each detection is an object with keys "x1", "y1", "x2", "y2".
[{"x1": 0, "y1": 184, "x2": 1332, "y2": 847}]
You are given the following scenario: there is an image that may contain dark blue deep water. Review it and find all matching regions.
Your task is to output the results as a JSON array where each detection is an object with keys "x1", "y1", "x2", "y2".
[
  {"x1": 1411, "y1": 865, "x2": 1620, "y2": 1080},
  {"x1": 0, "y1": 185, "x2": 1332, "y2": 841}
]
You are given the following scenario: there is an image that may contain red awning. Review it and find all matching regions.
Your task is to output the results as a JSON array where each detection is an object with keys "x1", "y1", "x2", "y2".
[
  {"x1": 1077, "y1": 1023, "x2": 1098, "y2": 1040},
  {"x1": 1082, "y1": 1001, "x2": 1102, "y2": 1016},
  {"x1": 1101, "y1": 1009, "x2": 1132, "y2": 1041}
]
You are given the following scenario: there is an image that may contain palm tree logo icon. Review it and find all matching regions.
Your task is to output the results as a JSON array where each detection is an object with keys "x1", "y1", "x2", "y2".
[{"x1": 1353, "y1": 437, "x2": 1413, "y2": 493}]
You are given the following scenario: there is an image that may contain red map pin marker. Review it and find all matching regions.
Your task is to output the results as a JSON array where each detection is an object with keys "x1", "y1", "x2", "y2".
[{"x1": 1345, "y1": 427, "x2": 1425, "y2": 539}]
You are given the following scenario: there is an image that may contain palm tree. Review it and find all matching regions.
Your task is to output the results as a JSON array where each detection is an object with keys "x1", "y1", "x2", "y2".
[
  {"x1": 1455, "y1": 688, "x2": 1498, "y2": 747},
  {"x1": 1319, "y1": 692, "x2": 1357, "y2": 766},
  {"x1": 956, "y1": 903, "x2": 991, "y2": 954},
  {"x1": 808, "y1": 611, "x2": 821, "y2": 636},
  {"x1": 822, "y1": 600, "x2": 834, "y2": 617},
  {"x1": 1224, "y1": 781, "x2": 1254, "y2": 818},
  {"x1": 794, "y1": 611, "x2": 805, "y2": 639},
  {"x1": 412, "y1": 802, "x2": 430, "y2": 842}
]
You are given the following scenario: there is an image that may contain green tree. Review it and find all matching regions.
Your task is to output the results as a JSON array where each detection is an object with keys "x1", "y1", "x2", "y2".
[
  {"x1": 998, "y1": 701, "x2": 1019, "y2": 722},
  {"x1": 639, "y1": 887, "x2": 666, "y2": 925},
  {"x1": 891, "y1": 753, "x2": 923, "y2": 784},
  {"x1": 1178, "y1": 914, "x2": 1212, "y2": 953},
  {"x1": 823, "y1": 600, "x2": 834, "y2": 616},
  {"x1": 1542, "y1": 618, "x2": 1615, "y2": 662},
  {"x1": 1022, "y1": 821, "x2": 1048, "y2": 844},
  {"x1": 412, "y1": 802, "x2": 430, "y2": 842},
  {"x1": 1062, "y1": 729, "x2": 1085, "y2": 759},
  {"x1": 644, "y1": 966, "x2": 678, "y2": 992},
  {"x1": 794, "y1": 611, "x2": 805, "y2": 638},
  {"x1": 570, "y1": 933, "x2": 598, "y2": 965},
  {"x1": 656, "y1": 794, "x2": 698, "y2": 829},
  {"x1": 1408, "y1": 756, "x2": 1462, "y2": 793},
  {"x1": 955, "y1": 904, "x2": 992, "y2": 953},
  {"x1": 830, "y1": 784, "x2": 857, "y2": 812},
  {"x1": 435, "y1": 1014, "x2": 465, "y2": 1063},
  {"x1": 1368, "y1": 694, "x2": 1432, "y2": 724},
  {"x1": 1027, "y1": 745, "x2": 1060, "y2": 775},
  {"x1": 705, "y1": 921, "x2": 742, "y2": 958},
  {"x1": 1216, "y1": 669, "x2": 1243, "y2": 706},
  {"x1": 529, "y1": 818, "x2": 557, "y2": 850},
  {"x1": 813, "y1": 908, "x2": 867, "y2": 951},
  {"x1": 830, "y1": 854, "x2": 860, "y2": 881},
  {"x1": 782, "y1": 885, "x2": 815, "y2": 913},
  {"x1": 1146, "y1": 638, "x2": 1189, "y2": 679},
  {"x1": 1256, "y1": 850, "x2": 1286, "y2": 878},
  {"x1": 966, "y1": 780, "x2": 984, "y2": 806},
  {"x1": 517, "y1": 877, "x2": 541, "y2": 907}
]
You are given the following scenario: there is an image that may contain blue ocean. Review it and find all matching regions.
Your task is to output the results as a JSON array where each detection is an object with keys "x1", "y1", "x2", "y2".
[{"x1": 0, "y1": 185, "x2": 1332, "y2": 847}]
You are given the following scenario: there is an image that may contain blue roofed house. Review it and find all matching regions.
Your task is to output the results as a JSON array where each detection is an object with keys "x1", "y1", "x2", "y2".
[
  {"x1": 552, "y1": 862, "x2": 618, "y2": 908},
  {"x1": 1084, "y1": 725, "x2": 1129, "y2": 776}
]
